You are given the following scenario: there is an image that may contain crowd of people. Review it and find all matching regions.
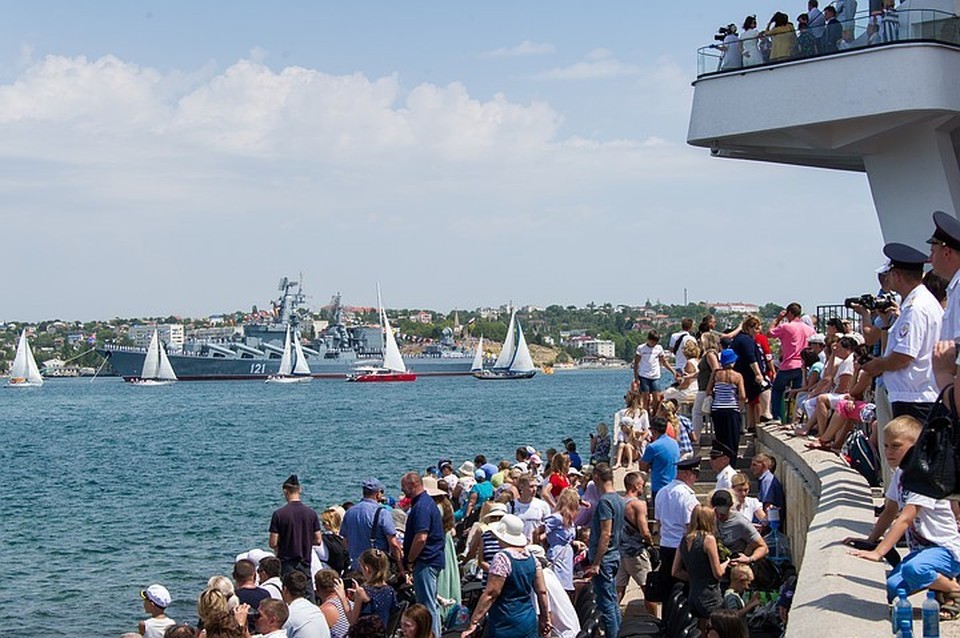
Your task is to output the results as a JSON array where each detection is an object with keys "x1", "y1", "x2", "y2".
[
  {"x1": 711, "y1": 1, "x2": 905, "y2": 72},
  {"x1": 125, "y1": 210, "x2": 960, "y2": 636}
]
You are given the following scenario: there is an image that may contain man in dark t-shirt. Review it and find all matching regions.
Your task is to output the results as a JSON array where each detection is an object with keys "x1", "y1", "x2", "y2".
[
  {"x1": 401, "y1": 471, "x2": 446, "y2": 638},
  {"x1": 233, "y1": 558, "x2": 272, "y2": 633},
  {"x1": 268, "y1": 474, "x2": 322, "y2": 602},
  {"x1": 584, "y1": 463, "x2": 625, "y2": 638}
]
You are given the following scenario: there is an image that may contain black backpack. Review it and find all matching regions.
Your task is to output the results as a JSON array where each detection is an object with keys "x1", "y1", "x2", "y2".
[{"x1": 322, "y1": 532, "x2": 349, "y2": 575}]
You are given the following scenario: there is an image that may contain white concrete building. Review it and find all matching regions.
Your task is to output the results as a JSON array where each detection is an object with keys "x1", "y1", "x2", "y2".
[
  {"x1": 582, "y1": 339, "x2": 616, "y2": 358},
  {"x1": 129, "y1": 324, "x2": 185, "y2": 350}
]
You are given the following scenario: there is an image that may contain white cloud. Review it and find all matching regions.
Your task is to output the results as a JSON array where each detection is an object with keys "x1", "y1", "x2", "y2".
[
  {"x1": 533, "y1": 48, "x2": 641, "y2": 80},
  {"x1": 480, "y1": 40, "x2": 556, "y2": 59}
]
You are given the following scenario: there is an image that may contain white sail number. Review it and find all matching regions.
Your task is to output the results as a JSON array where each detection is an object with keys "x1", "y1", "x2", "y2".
[{"x1": 250, "y1": 363, "x2": 266, "y2": 374}]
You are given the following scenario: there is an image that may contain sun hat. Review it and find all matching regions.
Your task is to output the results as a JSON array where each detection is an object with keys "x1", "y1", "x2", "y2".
[
  {"x1": 529, "y1": 454, "x2": 542, "y2": 466},
  {"x1": 484, "y1": 502, "x2": 508, "y2": 522},
  {"x1": 491, "y1": 514, "x2": 528, "y2": 547},
  {"x1": 568, "y1": 467, "x2": 583, "y2": 477},
  {"x1": 719, "y1": 348, "x2": 738, "y2": 367},
  {"x1": 141, "y1": 584, "x2": 172, "y2": 608},
  {"x1": 808, "y1": 333, "x2": 826, "y2": 345},
  {"x1": 421, "y1": 476, "x2": 447, "y2": 497},
  {"x1": 235, "y1": 548, "x2": 273, "y2": 567},
  {"x1": 458, "y1": 461, "x2": 475, "y2": 477}
]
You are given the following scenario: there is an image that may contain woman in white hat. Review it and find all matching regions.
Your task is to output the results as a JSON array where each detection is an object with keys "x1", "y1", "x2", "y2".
[{"x1": 462, "y1": 514, "x2": 551, "y2": 638}]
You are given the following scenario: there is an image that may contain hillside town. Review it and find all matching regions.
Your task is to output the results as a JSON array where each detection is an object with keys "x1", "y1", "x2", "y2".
[{"x1": 0, "y1": 299, "x2": 785, "y2": 375}]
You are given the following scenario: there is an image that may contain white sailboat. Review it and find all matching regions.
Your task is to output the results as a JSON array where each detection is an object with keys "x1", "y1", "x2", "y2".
[
  {"x1": 7, "y1": 329, "x2": 43, "y2": 388},
  {"x1": 266, "y1": 327, "x2": 312, "y2": 383},
  {"x1": 474, "y1": 310, "x2": 537, "y2": 380},
  {"x1": 471, "y1": 336, "x2": 485, "y2": 372},
  {"x1": 347, "y1": 285, "x2": 416, "y2": 382},
  {"x1": 131, "y1": 330, "x2": 178, "y2": 386}
]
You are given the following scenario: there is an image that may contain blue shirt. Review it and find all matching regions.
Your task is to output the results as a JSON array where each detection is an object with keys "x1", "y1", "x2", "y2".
[
  {"x1": 568, "y1": 451, "x2": 582, "y2": 470},
  {"x1": 403, "y1": 491, "x2": 446, "y2": 570},
  {"x1": 340, "y1": 498, "x2": 398, "y2": 569},
  {"x1": 480, "y1": 463, "x2": 498, "y2": 480},
  {"x1": 642, "y1": 435, "x2": 680, "y2": 493},
  {"x1": 758, "y1": 470, "x2": 786, "y2": 512}
]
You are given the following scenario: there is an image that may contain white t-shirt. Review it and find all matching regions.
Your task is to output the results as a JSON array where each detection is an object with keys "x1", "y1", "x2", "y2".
[
  {"x1": 887, "y1": 468, "x2": 960, "y2": 562},
  {"x1": 736, "y1": 497, "x2": 764, "y2": 523},
  {"x1": 512, "y1": 498, "x2": 552, "y2": 540},
  {"x1": 654, "y1": 480, "x2": 699, "y2": 549},
  {"x1": 883, "y1": 284, "x2": 943, "y2": 403},
  {"x1": 143, "y1": 617, "x2": 176, "y2": 638},
  {"x1": 832, "y1": 354, "x2": 854, "y2": 391},
  {"x1": 715, "y1": 465, "x2": 738, "y2": 492},
  {"x1": 635, "y1": 343, "x2": 665, "y2": 380},
  {"x1": 669, "y1": 332, "x2": 696, "y2": 372}
]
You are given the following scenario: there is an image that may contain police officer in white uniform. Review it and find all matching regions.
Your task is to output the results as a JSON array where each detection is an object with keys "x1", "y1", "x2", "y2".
[
  {"x1": 861, "y1": 243, "x2": 943, "y2": 421},
  {"x1": 928, "y1": 211, "x2": 960, "y2": 341}
]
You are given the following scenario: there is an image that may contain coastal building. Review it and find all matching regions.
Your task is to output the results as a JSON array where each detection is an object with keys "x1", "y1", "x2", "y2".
[
  {"x1": 128, "y1": 324, "x2": 185, "y2": 350},
  {"x1": 581, "y1": 339, "x2": 616, "y2": 358},
  {"x1": 688, "y1": 2, "x2": 960, "y2": 248},
  {"x1": 709, "y1": 302, "x2": 760, "y2": 315}
]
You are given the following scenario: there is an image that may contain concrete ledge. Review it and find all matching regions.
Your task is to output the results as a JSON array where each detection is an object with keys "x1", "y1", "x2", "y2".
[{"x1": 756, "y1": 425, "x2": 889, "y2": 637}]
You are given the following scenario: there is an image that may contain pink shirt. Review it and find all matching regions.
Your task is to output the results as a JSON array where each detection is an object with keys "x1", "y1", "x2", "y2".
[{"x1": 769, "y1": 320, "x2": 815, "y2": 371}]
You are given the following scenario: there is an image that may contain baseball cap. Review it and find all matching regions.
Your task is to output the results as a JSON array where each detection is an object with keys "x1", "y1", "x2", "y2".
[{"x1": 362, "y1": 478, "x2": 385, "y2": 493}]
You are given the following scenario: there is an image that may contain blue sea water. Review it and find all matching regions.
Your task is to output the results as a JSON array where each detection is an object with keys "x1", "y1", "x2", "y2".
[{"x1": 1, "y1": 370, "x2": 628, "y2": 636}]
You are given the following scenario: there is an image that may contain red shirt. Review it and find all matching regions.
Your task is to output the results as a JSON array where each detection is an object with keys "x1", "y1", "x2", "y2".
[{"x1": 548, "y1": 472, "x2": 570, "y2": 498}]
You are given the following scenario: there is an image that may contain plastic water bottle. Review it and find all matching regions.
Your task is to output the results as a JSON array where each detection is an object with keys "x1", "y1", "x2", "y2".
[
  {"x1": 768, "y1": 506, "x2": 781, "y2": 531},
  {"x1": 899, "y1": 617, "x2": 915, "y2": 637},
  {"x1": 894, "y1": 590, "x2": 913, "y2": 635},
  {"x1": 923, "y1": 590, "x2": 940, "y2": 638}
]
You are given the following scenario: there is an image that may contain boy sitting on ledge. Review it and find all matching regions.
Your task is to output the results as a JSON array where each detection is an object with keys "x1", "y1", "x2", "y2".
[{"x1": 846, "y1": 415, "x2": 960, "y2": 618}]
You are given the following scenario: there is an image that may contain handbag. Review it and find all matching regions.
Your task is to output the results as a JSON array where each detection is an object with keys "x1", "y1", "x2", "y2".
[{"x1": 901, "y1": 387, "x2": 960, "y2": 499}]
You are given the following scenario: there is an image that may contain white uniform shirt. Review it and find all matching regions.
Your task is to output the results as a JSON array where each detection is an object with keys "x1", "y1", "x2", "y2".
[
  {"x1": 715, "y1": 464, "x2": 738, "y2": 492},
  {"x1": 941, "y1": 268, "x2": 960, "y2": 341},
  {"x1": 654, "y1": 479, "x2": 698, "y2": 549},
  {"x1": 883, "y1": 284, "x2": 943, "y2": 403},
  {"x1": 635, "y1": 343, "x2": 665, "y2": 380}
]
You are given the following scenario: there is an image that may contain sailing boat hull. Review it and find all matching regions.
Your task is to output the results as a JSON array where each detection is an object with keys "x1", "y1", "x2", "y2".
[
  {"x1": 265, "y1": 375, "x2": 312, "y2": 384},
  {"x1": 472, "y1": 370, "x2": 537, "y2": 380},
  {"x1": 347, "y1": 371, "x2": 417, "y2": 383},
  {"x1": 6, "y1": 378, "x2": 42, "y2": 388},
  {"x1": 129, "y1": 378, "x2": 176, "y2": 386}
]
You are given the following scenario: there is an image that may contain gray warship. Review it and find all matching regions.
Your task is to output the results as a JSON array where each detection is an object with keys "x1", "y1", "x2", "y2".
[{"x1": 99, "y1": 277, "x2": 479, "y2": 381}]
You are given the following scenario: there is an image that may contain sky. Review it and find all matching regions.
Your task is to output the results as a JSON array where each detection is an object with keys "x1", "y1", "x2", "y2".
[{"x1": 0, "y1": 1, "x2": 887, "y2": 322}]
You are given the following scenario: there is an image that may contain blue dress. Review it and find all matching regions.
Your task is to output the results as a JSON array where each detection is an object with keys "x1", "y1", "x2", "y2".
[
  {"x1": 488, "y1": 552, "x2": 538, "y2": 638},
  {"x1": 543, "y1": 513, "x2": 575, "y2": 590}
]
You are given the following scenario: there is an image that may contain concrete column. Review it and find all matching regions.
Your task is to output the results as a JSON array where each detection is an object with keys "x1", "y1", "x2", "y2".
[{"x1": 863, "y1": 116, "x2": 960, "y2": 247}]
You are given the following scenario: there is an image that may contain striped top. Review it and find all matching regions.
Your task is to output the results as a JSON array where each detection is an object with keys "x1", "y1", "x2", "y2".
[
  {"x1": 482, "y1": 529, "x2": 501, "y2": 584},
  {"x1": 325, "y1": 595, "x2": 351, "y2": 638},
  {"x1": 712, "y1": 381, "x2": 740, "y2": 410}
]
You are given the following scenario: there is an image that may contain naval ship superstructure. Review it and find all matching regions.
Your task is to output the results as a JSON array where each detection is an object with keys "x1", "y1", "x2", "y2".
[{"x1": 100, "y1": 278, "x2": 478, "y2": 380}]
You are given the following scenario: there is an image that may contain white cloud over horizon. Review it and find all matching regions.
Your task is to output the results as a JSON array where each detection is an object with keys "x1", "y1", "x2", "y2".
[
  {"x1": 480, "y1": 40, "x2": 556, "y2": 59},
  {"x1": 533, "y1": 48, "x2": 641, "y2": 80}
]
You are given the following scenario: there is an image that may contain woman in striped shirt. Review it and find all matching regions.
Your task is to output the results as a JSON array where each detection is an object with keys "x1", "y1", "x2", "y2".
[{"x1": 707, "y1": 349, "x2": 746, "y2": 465}]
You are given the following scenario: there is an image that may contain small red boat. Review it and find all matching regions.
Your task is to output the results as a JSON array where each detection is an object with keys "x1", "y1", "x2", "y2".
[{"x1": 347, "y1": 366, "x2": 417, "y2": 383}]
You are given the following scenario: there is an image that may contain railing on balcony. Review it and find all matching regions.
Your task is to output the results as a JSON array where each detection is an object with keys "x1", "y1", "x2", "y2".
[{"x1": 697, "y1": 8, "x2": 960, "y2": 77}]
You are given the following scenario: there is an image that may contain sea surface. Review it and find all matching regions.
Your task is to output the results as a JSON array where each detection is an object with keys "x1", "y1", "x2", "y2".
[{"x1": 1, "y1": 369, "x2": 628, "y2": 636}]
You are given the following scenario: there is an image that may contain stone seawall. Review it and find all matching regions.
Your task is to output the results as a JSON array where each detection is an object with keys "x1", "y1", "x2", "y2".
[{"x1": 755, "y1": 425, "x2": 890, "y2": 637}]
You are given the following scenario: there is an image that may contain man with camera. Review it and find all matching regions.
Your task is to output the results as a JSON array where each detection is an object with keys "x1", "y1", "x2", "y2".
[{"x1": 859, "y1": 243, "x2": 942, "y2": 421}]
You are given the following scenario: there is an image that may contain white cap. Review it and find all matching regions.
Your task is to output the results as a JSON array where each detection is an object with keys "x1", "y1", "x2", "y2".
[
  {"x1": 141, "y1": 584, "x2": 172, "y2": 608},
  {"x1": 236, "y1": 548, "x2": 273, "y2": 567}
]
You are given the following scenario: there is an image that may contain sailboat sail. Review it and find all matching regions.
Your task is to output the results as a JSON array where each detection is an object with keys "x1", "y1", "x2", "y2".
[
  {"x1": 11, "y1": 330, "x2": 43, "y2": 385},
  {"x1": 494, "y1": 311, "x2": 517, "y2": 369},
  {"x1": 509, "y1": 320, "x2": 535, "y2": 373},
  {"x1": 381, "y1": 308, "x2": 407, "y2": 373},
  {"x1": 156, "y1": 340, "x2": 177, "y2": 381},
  {"x1": 277, "y1": 327, "x2": 294, "y2": 376},
  {"x1": 471, "y1": 336, "x2": 484, "y2": 371},
  {"x1": 292, "y1": 331, "x2": 311, "y2": 376},
  {"x1": 141, "y1": 331, "x2": 161, "y2": 379}
]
